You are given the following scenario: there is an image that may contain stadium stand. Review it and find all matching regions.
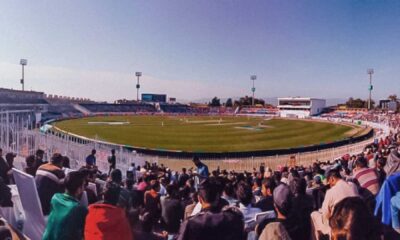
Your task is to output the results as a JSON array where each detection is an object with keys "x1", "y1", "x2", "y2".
[
  {"x1": 41, "y1": 104, "x2": 84, "y2": 122},
  {"x1": 159, "y1": 103, "x2": 194, "y2": 113},
  {"x1": 0, "y1": 88, "x2": 49, "y2": 112},
  {"x1": 79, "y1": 103, "x2": 156, "y2": 113}
]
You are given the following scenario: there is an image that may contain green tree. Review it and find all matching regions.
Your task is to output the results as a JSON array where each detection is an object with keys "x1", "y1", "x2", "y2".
[
  {"x1": 225, "y1": 98, "x2": 233, "y2": 107},
  {"x1": 209, "y1": 97, "x2": 221, "y2": 107},
  {"x1": 346, "y1": 98, "x2": 367, "y2": 108},
  {"x1": 388, "y1": 94, "x2": 398, "y2": 101}
]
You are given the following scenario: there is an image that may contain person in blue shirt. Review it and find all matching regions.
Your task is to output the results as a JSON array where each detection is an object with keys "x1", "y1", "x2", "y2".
[
  {"x1": 85, "y1": 149, "x2": 96, "y2": 167},
  {"x1": 192, "y1": 156, "x2": 209, "y2": 179}
]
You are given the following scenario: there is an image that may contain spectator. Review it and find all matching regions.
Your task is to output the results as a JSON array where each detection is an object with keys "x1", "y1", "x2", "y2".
[
  {"x1": 252, "y1": 177, "x2": 263, "y2": 201},
  {"x1": 62, "y1": 156, "x2": 70, "y2": 169},
  {"x1": 110, "y1": 169, "x2": 131, "y2": 210},
  {"x1": 184, "y1": 192, "x2": 198, "y2": 220},
  {"x1": 108, "y1": 149, "x2": 116, "y2": 175},
  {"x1": 144, "y1": 180, "x2": 161, "y2": 227},
  {"x1": 161, "y1": 184, "x2": 184, "y2": 238},
  {"x1": 236, "y1": 181, "x2": 261, "y2": 223},
  {"x1": 86, "y1": 149, "x2": 97, "y2": 168},
  {"x1": 329, "y1": 197, "x2": 381, "y2": 240},
  {"x1": 192, "y1": 156, "x2": 209, "y2": 179},
  {"x1": 222, "y1": 182, "x2": 238, "y2": 206},
  {"x1": 255, "y1": 177, "x2": 276, "y2": 212},
  {"x1": 391, "y1": 192, "x2": 400, "y2": 234},
  {"x1": 258, "y1": 222, "x2": 291, "y2": 240},
  {"x1": 79, "y1": 168, "x2": 98, "y2": 204},
  {"x1": 289, "y1": 177, "x2": 313, "y2": 240},
  {"x1": 177, "y1": 178, "x2": 245, "y2": 240},
  {"x1": 0, "y1": 149, "x2": 10, "y2": 185},
  {"x1": 61, "y1": 156, "x2": 74, "y2": 175},
  {"x1": 43, "y1": 171, "x2": 88, "y2": 240},
  {"x1": 35, "y1": 153, "x2": 66, "y2": 215},
  {"x1": 84, "y1": 182, "x2": 132, "y2": 240},
  {"x1": 311, "y1": 168, "x2": 359, "y2": 239},
  {"x1": 0, "y1": 176, "x2": 12, "y2": 208},
  {"x1": 257, "y1": 184, "x2": 297, "y2": 239},
  {"x1": 375, "y1": 157, "x2": 387, "y2": 186},
  {"x1": 33, "y1": 149, "x2": 46, "y2": 173},
  {"x1": 4, "y1": 153, "x2": 16, "y2": 184},
  {"x1": 353, "y1": 156, "x2": 380, "y2": 195},
  {"x1": 159, "y1": 177, "x2": 168, "y2": 196},
  {"x1": 134, "y1": 212, "x2": 167, "y2": 240},
  {"x1": 24, "y1": 155, "x2": 36, "y2": 176},
  {"x1": 127, "y1": 162, "x2": 137, "y2": 183},
  {"x1": 178, "y1": 168, "x2": 190, "y2": 187},
  {"x1": 384, "y1": 147, "x2": 400, "y2": 177}
]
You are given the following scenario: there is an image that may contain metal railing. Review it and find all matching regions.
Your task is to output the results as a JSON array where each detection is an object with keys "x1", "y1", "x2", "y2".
[{"x1": 0, "y1": 110, "x2": 389, "y2": 173}]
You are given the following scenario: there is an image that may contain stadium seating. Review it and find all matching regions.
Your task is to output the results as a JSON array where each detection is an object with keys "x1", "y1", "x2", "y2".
[
  {"x1": 159, "y1": 103, "x2": 194, "y2": 113},
  {"x1": 79, "y1": 103, "x2": 156, "y2": 113}
]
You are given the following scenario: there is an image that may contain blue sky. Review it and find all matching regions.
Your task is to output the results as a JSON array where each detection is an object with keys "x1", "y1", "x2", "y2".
[{"x1": 0, "y1": 0, "x2": 399, "y2": 102}]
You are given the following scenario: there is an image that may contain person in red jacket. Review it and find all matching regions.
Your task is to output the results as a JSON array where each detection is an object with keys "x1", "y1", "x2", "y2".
[{"x1": 84, "y1": 182, "x2": 133, "y2": 240}]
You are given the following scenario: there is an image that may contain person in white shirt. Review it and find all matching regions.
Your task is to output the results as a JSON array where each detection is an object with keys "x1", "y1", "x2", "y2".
[{"x1": 311, "y1": 168, "x2": 359, "y2": 239}]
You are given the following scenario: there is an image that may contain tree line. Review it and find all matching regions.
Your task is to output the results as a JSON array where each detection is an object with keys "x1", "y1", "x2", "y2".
[{"x1": 209, "y1": 96, "x2": 266, "y2": 107}]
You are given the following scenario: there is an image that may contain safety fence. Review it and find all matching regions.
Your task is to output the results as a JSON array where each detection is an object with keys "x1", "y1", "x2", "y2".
[{"x1": 0, "y1": 110, "x2": 388, "y2": 173}]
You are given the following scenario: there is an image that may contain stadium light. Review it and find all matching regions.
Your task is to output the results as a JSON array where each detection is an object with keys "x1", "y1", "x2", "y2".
[
  {"x1": 20, "y1": 59, "x2": 27, "y2": 91},
  {"x1": 367, "y1": 68, "x2": 374, "y2": 110},
  {"x1": 135, "y1": 72, "x2": 142, "y2": 101},
  {"x1": 250, "y1": 75, "x2": 257, "y2": 106}
]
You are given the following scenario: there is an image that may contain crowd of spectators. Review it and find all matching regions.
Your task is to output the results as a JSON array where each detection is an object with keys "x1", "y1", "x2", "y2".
[{"x1": 0, "y1": 119, "x2": 400, "y2": 239}]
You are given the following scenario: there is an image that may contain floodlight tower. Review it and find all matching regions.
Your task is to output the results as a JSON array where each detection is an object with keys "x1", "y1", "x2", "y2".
[
  {"x1": 20, "y1": 59, "x2": 27, "y2": 91},
  {"x1": 250, "y1": 75, "x2": 257, "y2": 106},
  {"x1": 135, "y1": 72, "x2": 142, "y2": 101},
  {"x1": 367, "y1": 68, "x2": 374, "y2": 110}
]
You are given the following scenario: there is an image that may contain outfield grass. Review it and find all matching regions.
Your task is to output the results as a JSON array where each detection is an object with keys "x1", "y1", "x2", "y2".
[{"x1": 53, "y1": 115, "x2": 359, "y2": 152}]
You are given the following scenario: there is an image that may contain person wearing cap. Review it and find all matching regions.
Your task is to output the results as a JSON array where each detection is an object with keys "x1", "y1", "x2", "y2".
[
  {"x1": 256, "y1": 184, "x2": 296, "y2": 240},
  {"x1": 310, "y1": 168, "x2": 358, "y2": 239}
]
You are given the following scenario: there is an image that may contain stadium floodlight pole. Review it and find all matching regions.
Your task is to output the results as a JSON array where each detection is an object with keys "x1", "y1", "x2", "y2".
[
  {"x1": 367, "y1": 68, "x2": 374, "y2": 110},
  {"x1": 135, "y1": 72, "x2": 142, "y2": 101},
  {"x1": 20, "y1": 59, "x2": 27, "y2": 91},
  {"x1": 250, "y1": 75, "x2": 257, "y2": 106}
]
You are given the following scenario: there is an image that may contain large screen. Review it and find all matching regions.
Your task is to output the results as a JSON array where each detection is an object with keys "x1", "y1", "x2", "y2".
[{"x1": 142, "y1": 93, "x2": 167, "y2": 102}]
